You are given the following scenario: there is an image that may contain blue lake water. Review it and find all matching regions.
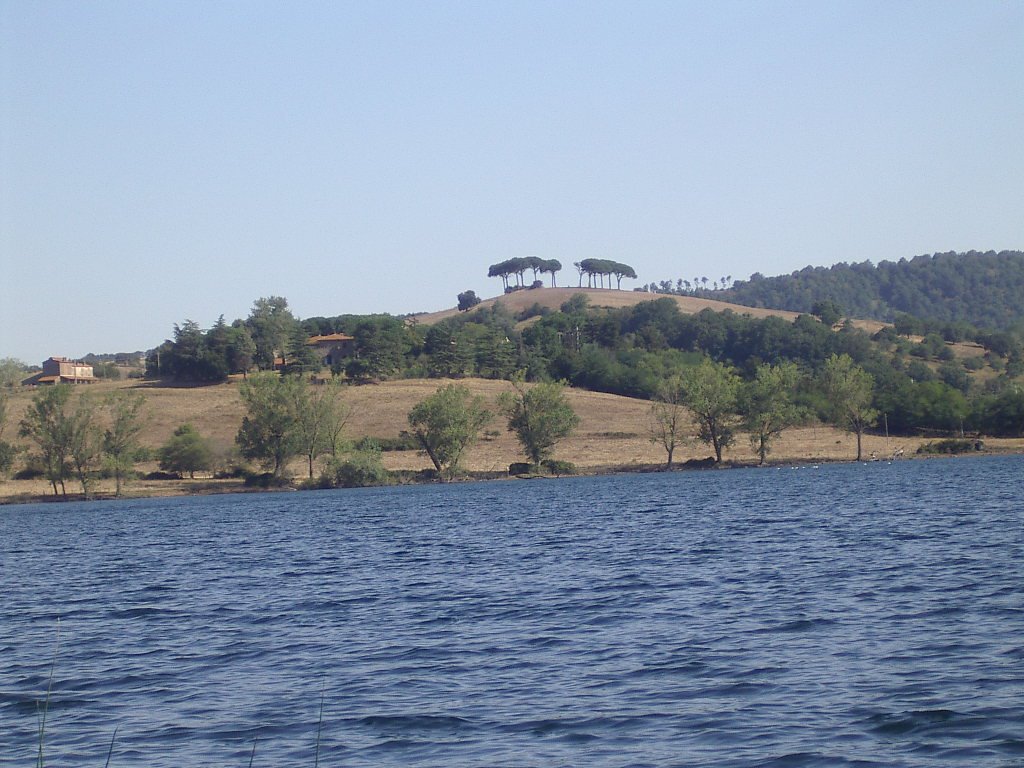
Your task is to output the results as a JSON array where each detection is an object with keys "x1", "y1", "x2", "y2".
[{"x1": 1, "y1": 456, "x2": 1023, "y2": 767}]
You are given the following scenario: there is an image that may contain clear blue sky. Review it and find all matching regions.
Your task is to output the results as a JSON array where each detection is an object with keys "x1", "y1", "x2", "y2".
[{"x1": 2, "y1": 1, "x2": 1022, "y2": 363}]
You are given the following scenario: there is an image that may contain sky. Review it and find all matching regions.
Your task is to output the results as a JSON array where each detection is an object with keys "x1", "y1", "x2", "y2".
[{"x1": 2, "y1": 1, "x2": 1023, "y2": 363}]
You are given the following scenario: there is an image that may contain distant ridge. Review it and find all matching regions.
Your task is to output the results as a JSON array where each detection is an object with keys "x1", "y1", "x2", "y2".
[{"x1": 720, "y1": 250, "x2": 1024, "y2": 331}]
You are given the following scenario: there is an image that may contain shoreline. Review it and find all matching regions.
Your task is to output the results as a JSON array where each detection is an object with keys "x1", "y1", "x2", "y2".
[{"x1": 2, "y1": 447, "x2": 1017, "y2": 507}]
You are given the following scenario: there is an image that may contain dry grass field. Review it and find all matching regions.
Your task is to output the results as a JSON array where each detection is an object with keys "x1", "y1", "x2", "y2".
[
  {"x1": 411, "y1": 286, "x2": 805, "y2": 325},
  {"x1": 3, "y1": 376, "x2": 1021, "y2": 504},
  {"x1": 412, "y1": 286, "x2": 986, "y2": 359}
]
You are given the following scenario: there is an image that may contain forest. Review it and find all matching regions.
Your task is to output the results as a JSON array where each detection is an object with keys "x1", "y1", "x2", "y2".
[{"x1": 641, "y1": 250, "x2": 1024, "y2": 332}]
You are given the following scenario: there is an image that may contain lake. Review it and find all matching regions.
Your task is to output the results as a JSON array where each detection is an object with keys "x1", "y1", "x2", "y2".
[{"x1": 1, "y1": 456, "x2": 1022, "y2": 767}]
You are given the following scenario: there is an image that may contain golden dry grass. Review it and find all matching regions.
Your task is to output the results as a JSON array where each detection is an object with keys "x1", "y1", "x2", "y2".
[
  {"x1": 3, "y1": 376, "x2": 1021, "y2": 504},
  {"x1": 411, "y1": 286, "x2": 804, "y2": 325}
]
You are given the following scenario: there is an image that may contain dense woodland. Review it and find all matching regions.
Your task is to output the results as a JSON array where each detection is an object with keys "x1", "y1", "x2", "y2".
[{"x1": 643, "y1": 251, "x2": 1024, "y2": 332}]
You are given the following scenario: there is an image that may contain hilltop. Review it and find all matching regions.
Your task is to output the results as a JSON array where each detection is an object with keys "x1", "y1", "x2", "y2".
[{"x1": 412, "y1": 286, "x2": 804, "y2": 326}]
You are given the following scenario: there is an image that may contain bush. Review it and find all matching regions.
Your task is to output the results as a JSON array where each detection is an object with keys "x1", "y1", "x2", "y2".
[
  {"x1": 917, "y1": 439, "x2": 980, "y2": 455},
  {"x1": 321, "y1": 447, "x2": 391, "y2": 488},
  {"x1": 243, "y1": 472, "x2": 291, "y2": 488},
  {"x1": 541, "y1": 459, "x2": 576, "y2": 476},
  {"x1": 144, "y1": 471, "x2": 181, "y2": 480},
  {"x1": 508, "y1": 462, "x2": 537, "y2": 476},
  {"x1": 516, "y1": 303, "x2": 551, "y2": 322},
  {"x1": 214, "y1": 466, "x2": 249, "y2": 479},
  {"x1": 14, "y1": 454, "x2": 45, "y2": 480}
]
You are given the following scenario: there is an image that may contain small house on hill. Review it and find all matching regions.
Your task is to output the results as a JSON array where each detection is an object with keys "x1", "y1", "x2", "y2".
[
  {"x1": 306, "y1": 333, "x2": 355, "y2": 367},
  {"x1": 22, "y1": 356, "x2": 97, "y2": 385}
]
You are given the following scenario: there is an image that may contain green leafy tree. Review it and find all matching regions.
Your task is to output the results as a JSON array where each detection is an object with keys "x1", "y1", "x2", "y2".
[
  {"x1": 0, "y1": 390, "x2": 17, "y2": 477},
  {"x1": 159, "y1": 424, "x2": 214, "y2": 479},
  {"x1": 226, "y1": 323, "x2": 257, "y2": 376},
  {"x1": 648, "y1": 373, "x2": 689, "y2": 469},
  {"x1": 103, "y1": 391, "x2": 147, "y2": 496},
  {"x1": 345, "y1": 317, "x2": 412, "y2": 381},
  {"x1": 822, "y1": 353, "x2": 878, "y2": 460},
  {"x1": 67, "y1": 391, "x2": 103, "y2": 498},
  {"x1": 282, "y1": 325, "x2": 322, "y2": 375},
  {"x1": 741, "y1": 362, "x2": 801, "y2": 465},
  {"x1": 500, "y1": 380, "x2": 580, "y2": 466},
  {"x1": 811, "y1": 300, "x2": 843, "y2": 327},
  {"x1": 295, "y1": 378, "x2": 350, "y2": 478},
  {"x1": 680, "y1": 359, "x2": 741, "y2": 463},
  {"x1": 247, "y1": 296, "x2": 298, "y2": 370},
  {"x1": 19, "y1": 385, "x2": 75, "y2": 496},
  {"x1": 236, "y1": 373, "x2": 303, "y2": 477},
  {"x1": 408, "y1": 384, "x2": 492, "y2": 481},
  {"x1": 0, "y1": 358, "x2": 31, "y2": 388},
  {"x1": 323, "y1": 441, "x2": 391, "y2": 488},
  {"x1": 457, "y1": 290, "x2": 482, "y2": 312}
]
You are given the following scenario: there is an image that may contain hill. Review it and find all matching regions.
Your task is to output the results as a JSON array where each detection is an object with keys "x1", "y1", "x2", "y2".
[
  {"x1": 413, "y1": 287, "x2": 804, "y2": 325},
  {"x1": 719, "y1": 250, "x2": 1024, "y2": 331}
]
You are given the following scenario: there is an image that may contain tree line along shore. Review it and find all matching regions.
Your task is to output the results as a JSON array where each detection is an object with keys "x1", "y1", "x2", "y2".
[{"x1": 1, "y1": 370, "x2": 1020, "y2": 506}]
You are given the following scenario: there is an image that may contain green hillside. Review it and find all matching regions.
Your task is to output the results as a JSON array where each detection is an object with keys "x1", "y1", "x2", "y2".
[{"x1": 718, "y1": 251, "x2": 1024, "y2": 331}]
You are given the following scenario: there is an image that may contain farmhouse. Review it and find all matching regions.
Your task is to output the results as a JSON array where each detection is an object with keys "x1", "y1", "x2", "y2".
[
  {"x1": 22, "y1": 356, "x2": 97, "y2": 385},
  {"x1": 306, "y1": 333, "x2": 355, "y2": 367}
]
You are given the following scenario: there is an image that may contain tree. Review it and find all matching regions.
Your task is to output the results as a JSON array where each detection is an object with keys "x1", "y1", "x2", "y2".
[
  {"x1": 500, "y1": 380, "x2": 580, "y2": 466},
  {"x1": 159, "y1": 423, "x2": 214, "y2": 479},
  {"x1": 741, "y1": 362, "x2": 801, "y2": 465},
  {"x1": 345, "y1": 317, "x2": 412, "y2": 381},
  {"x1": 458, "y1": 290, "x2": 482, "y2": 312},
  {"x1": 282, "y1": 324, "x2": 322, "y2": 375},
  {"x1": 408, "y1": 384, "x2": 492, "y2": 481},
  {"x1": 103, "y1": 390, "x2": 147, "y2": 496},
  {"x1": 649, "y1": 374, "x2": 689, "y2": 469},
  {"x1": 67, "y1": 391, "x2": 103, "y2": 499},
  {"x1": 247, "y1": 296, "x2": 298, "y2": 370},
  {"x1": 295, "y1": 378, "x2": 350, "y2": 478},
  {"x1": 226, "y1": 323, "x2": 257, "y2": 376},
  {"x1": 19, "y1": 385, "x2": 75, "y2": 496},
  {"x1": 236, "y1": 373, "x2": 303, "y2": 477},
  {"x1": 680, "y1": 359, "x2": 740, "y2": 463},
  {"x1": 0, "y1": 390, "x2": 16, "y2": 477},
  {"x1": 811, "y1": 300, "x2": 843, "y2": 327},
  {"x1": 822, "y1": 353, "x2": 878, "y2": 461},
  {"x1": 0, "y1": 357, "x2": 30, "y2": 388},
  {"x1": 541, "y1": 259, "x2": 562, "y2": 287}
]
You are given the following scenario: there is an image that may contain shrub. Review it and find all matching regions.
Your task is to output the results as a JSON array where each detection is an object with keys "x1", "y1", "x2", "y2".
[
  {"x1": 321, "y1": 447, "x2": 391, "y2": 488},
  {"x1": 541, "y1": 459, "x2": 576, "y2": 476},
  {"x1": 508, "y1": 462, "x2": 536, "y2": 476},
  {"x1": 14, "y1": 454, "x2": 45, "y2": 480},
  {"x1": 144, "y1": 471, "x2": 181, "y2": 480},
  {"x1": 243, "y1": 472, "x2": 291, "y2": 488},
  {"x1": 917, "y1": 439, "x2": 979, "y2": 455},
  {"x1": 516, "y1": 303, "x2": 551, "y2": 322}
]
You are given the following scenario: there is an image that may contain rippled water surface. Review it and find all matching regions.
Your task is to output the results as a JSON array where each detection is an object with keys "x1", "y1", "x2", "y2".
[{"x1": 2, "y1": 456, "x2": 1023, "y2": 767}]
